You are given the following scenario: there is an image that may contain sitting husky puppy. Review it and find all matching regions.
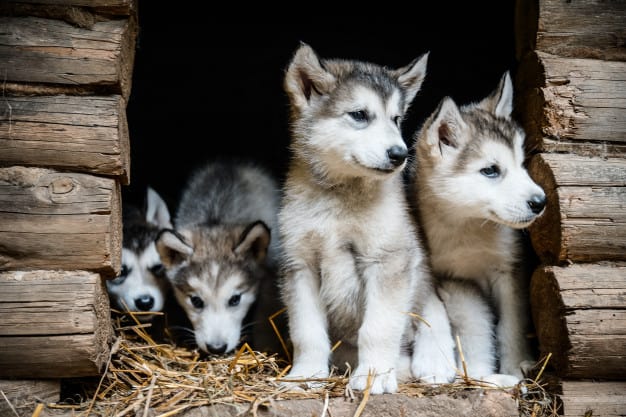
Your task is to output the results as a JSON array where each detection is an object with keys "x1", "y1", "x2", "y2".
[
  {"x1": 408, "y1": 72, "x2": 546, "y2": 382},
  {"x1": 106, "y1": 187, "x2": 173, "y2": 321},
  {"x1": 155, "y1": 159, "x2": 282, "y2": 355},
  {"x1": 278, "y1": 42, "x2": 456, "y2": 394}
]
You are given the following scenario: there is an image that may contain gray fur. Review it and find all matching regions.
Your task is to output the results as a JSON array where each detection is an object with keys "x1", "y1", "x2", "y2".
[
  {"x1": 278, "y1": 42, "x2": 455, "y2": 394},
  {"x1": 408, "y1": 71, "x2": 546, "y2": 383},
  {"x1": 156, "y1": 159, "x2": 283, "y2": 355},
  {"x1": 106, "y1": 187, "x2": 172, "y2": 319}
]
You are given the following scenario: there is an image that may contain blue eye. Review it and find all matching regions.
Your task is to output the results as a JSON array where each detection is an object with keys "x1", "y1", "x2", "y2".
[
  {"x1": 190, "y1": 295, "x2": 204, "y2": 309},
  {"x1": 228, "y1": 294, "x2": 241, "y2": 307},
  {"x1": 348, "y1": 110, "x2": 368, "y2": 123},
  {"x1": 480, "y1": 165, "x2": 500, "y2": 178}
]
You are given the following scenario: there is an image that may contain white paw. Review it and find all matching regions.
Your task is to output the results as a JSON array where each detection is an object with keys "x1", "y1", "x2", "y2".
[
  {"x1": 480, "y1": 373, "x2": 521, "y2": 388},
  {"x1": 349, "y1": 365, "x2": 398, "y2": 394},
  {"x1": 411, "y1": 351, "x2": 456, "y2": 384},
  {"x1": 279, "y1": 363, "x2": 329, "y2": 391}
]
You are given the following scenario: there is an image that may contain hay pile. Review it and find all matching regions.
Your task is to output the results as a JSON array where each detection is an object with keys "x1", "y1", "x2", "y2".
[{"x1": 41, "y1": 311, "x2": 558, "y2": 417}]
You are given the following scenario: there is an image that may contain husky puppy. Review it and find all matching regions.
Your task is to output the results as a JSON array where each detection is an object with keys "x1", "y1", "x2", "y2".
[
  {"x1": 409, "y1": 72, "x2": 546, "y2": 382},
  {"x1": 155, "y1": 159, "x2": 282, "y2": 355},
  {"x1": 106, "y1": 187, "x2": 173, "y2": 320},
  {"x1": 278, "y1": 42, "x2": 456, "y2": 394}
]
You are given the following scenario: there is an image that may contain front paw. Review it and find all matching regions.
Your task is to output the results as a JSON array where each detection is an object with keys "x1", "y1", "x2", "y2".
[
  {"x1": 411, "y1": 354, "x2": 456, "y2": 384},
  {"x1": 349, "y1": 365, "x2": 398, "y2": 394},
  {"x1": 279, "y1": 363, "x2": 329, "y2": 391},
  {"x1": 479, "y1": 373, "x2": 521, "y2": 388}
]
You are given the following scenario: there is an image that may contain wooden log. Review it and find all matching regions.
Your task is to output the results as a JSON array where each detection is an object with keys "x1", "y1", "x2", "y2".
[
  {"x1": 516, "y1": 0, "x2": 626, "y2": 62},
  {"x1": 0, "y1": 270, "x2": 113, "y2": 378},
  {"x1": 0, "y1": 379, "x2": 60, "y2": 417},
  {"x1": 558, "y1": 380, "x2": 626, "y2": 417},
  {"x1": 0, "y1": 95, "x2": 130, "y2": 184},
  {"x1": 528, "y1": 153, "x2": 626, "y2": 264},
  {"x1": 6, "y1": 0, "x2": 135, "y2": 17},
  {"x1": 0, "y1": 15, "x2": 137, "y2": 98},
  {"x1": 516, "y1": 52, "x2": 626, "y2": 157},
  {"x1": 0, "y1": 166, "x2": 122, "y2": 278},
  {"x1": 530, "y1": 263, "x2": 626, "y2": 380}
]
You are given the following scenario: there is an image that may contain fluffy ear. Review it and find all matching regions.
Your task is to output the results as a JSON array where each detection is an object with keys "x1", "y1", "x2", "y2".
[
  {"x1": 426, "y1": 96, "x2": 467, "y2": 151},
  {"x1": 155, "y1": 229, "x2": 193, "y2": 269},
  {"x1": 475, "y1": 71, "x2": 513, "y2": 118},
  {"x1": 284, "y1": 42, "x2": 336, "y2": 110},
  {"x1": 145, "y1": 187, "x2": 172, "y2": 228},
  {"x1": 392, "y1": 51, "x2": 429, "y2": 112},
  {"x1": 234, "y1": 221, "x2": 271, "y2": 263}
]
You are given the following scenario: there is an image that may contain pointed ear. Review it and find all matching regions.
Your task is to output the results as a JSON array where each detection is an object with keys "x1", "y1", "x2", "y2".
[
  {"x1": 145, "y1": 187, "x2": 172, "y2": 228},
  {"x1": 155, "y1": 229, "x2": 193, "y2": 269},
  {"x1": 475, "y1": 71, "x2": 513, "y2": 118},
  {"x1": 393, "y1": 51, "x2": 429, "y2": 112},
  {"x1": 234, "y1": 221, "x2": 271, "y2": 263},
  {"x1": 284, "y1": 42, "x2": 336, "y2": 110},
  {"x1": 426, "y1": 96, "x2": 467, "y2": 150}
]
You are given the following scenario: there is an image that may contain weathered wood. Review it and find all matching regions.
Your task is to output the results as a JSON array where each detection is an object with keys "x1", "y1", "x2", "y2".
[
  {"x1": 0, "y1": 95, "x2": 130, "y2": 184},
  {"x1": 558, "y1": 380, "x2": 626, "y2": 417},
  {"x1": 0, "y1": 270, "x2": 113, "y2": 378},
  {"x1": 0, "y1": 379, "x2": 60, "y2": 417},
  {"x1": 516, "y1": 52, "x2": 626, "y2": 157},
  {"x1": 5, "y1": 0, "x2": 135, "y2": 17},
  {"x1": 516, "y1": 0, "x2": 626, "y2": 62},
  {"x1": 530, "y1": 263, "x2": 626, "y2": 380},
  {"x1": 528, "y1": 153, "x2": 626, "y2": 264},
  {"x1": 0, "y1": 166, "x2": 122, "y2": 277},
  {"x1": 0, "y1": 15, "x2": 137, "y2": 98}
]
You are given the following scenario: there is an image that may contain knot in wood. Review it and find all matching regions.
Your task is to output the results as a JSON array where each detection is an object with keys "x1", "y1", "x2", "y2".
[{"x1": 50, "y1": 178, "x2": 74, "y2": 194}]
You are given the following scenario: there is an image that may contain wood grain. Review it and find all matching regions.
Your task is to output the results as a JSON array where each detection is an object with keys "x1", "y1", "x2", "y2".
[
  {"x1": 0, "y1": 166, "x2": 122, "y2": 277},
  {"x1": 528, "y1": 153, "x2": 626, "y2": 263},
  {"x1": 0, "y1": 270, "x2": 113, "y2": 378},
  {"x1": 0, "y1": 15, "x2": 136, "y2": 98},
  {"x1": 0, "y1": 95, "x2": 130, "y2": 184},
  {"x1": 530, "y1": 263, "x2": 626, "y2": 379}
]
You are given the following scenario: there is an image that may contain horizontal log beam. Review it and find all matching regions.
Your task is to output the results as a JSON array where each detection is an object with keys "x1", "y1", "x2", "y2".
[
  {"x1": 0, "y1": 15, "x2": 136, "y2": 98},
  {"x1": 0, "y1": 270, "x2": 113, "y2": 378},
  {"x1": 528, "y1": 153, "x2": 626, "y2": 263},
  {"x1": 0, "y1": 166, "x2": 122, "y2": 277},
  {"x1": 0, "y1": 95, "x2": 130, "y2": 184},
  {"x1": 530, "y1": 263, "x2": 626, "y2": 379}
]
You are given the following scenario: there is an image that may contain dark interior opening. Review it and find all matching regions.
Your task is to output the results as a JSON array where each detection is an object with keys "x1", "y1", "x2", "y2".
[{"x1": 125, "y1": 5, "x2": 518, "y2": 212}]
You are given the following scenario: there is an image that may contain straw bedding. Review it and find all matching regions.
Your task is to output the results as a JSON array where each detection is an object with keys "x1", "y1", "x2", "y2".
[{"x1": 40, "y1": 311, "x2": 558, "y2": 417}]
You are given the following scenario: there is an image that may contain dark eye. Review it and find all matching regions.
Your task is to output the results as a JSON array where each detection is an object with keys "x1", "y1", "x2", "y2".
[
  {"x1": 480, "y1": 165, "x2": 501, "y2": 178},
  {"x1": 228, "y1": 294, "x2": 241, "y2": 307},
  {"x1": 110, "y1": 265, "x2": 130, "y2": 285},
  {"x1": 190, "y1": 295, "x2": 204, "y2": 309},
  {"x1": 348, "y1": 110, "x2": 368, "y2": 123},
  {"x1": 393, "y1": 115, "x2": 401, "y2": 126},
  {"x1": 149, "y1": 263, "x2": 166, "y2": 277}
]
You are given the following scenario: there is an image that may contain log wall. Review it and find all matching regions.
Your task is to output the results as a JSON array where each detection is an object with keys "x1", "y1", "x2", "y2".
[
  {"x1": 516, "y1": 0, "x2": 626, "y2": 415},
  {"x1": 0, "y1": 0, "x2": 136, "y2": 400}
]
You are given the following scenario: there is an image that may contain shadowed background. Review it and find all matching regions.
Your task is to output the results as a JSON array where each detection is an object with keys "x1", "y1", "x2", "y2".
[{"x1": 125, "y1": 5, "x2": 517, "y2": 211}]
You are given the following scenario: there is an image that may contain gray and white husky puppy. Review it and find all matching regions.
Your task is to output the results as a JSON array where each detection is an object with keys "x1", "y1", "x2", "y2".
[
  {"x1": 278, "y1": 42, "x2": 456, "y2": 394},
  {"x1": 106, "y1": 187, "x2": 173, "y2": 320},
  {"x1": 155, "y1": 159, "x2": 282, "y2": 355},
  {"x1": 409, "y1": 72, "x2": 546, "y2": 383}
]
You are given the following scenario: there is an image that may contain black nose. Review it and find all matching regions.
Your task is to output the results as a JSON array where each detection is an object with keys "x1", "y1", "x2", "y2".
[
  {"x1": 387, "y1": 145, "x2": 408, "y2": 167},
  {"x1": 206, "y1": 343, "x2": 227, "y2": 354},
  {"x1": 527, "y1": 194, "x2": 546, "y2": 214},
  {"x1": 134, "y1": 295, "x2": 155, "y2": 311}
]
